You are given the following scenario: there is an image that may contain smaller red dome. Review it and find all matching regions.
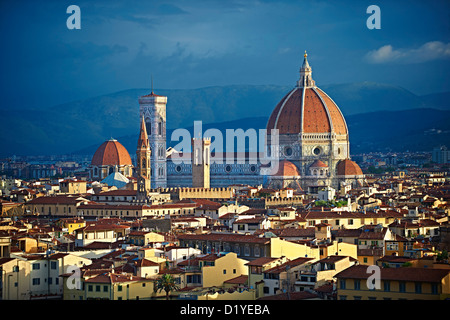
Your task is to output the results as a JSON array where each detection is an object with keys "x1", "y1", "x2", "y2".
[
  {"x1": 310, "y1": 160, "x2": 328, "y2": 168},
  {"x1": 337, "y1": 159, "x2": 363, "y2": 176},
  {"x1": 273, "y1": 160, "x2": 300, "y2": 177},
  {"x1": 91, "y1": 139, "x2": 132, "y2": 166}
]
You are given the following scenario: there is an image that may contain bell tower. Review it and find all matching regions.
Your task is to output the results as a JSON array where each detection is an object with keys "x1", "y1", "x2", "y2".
[
  {"x1": 138, "y1": 85, "x2": 167, "y2": 188},
  {"x1": 191, "y1": 137, "x2": 211, "y2": 188},
  {"x1": 136, "y1": 117, "x2": 151, "y2": 202}
]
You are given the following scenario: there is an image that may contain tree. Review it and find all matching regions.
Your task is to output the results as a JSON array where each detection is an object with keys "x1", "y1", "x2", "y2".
[{"x1": 153, "y1": 273, "x2": 180, "y2": 300}]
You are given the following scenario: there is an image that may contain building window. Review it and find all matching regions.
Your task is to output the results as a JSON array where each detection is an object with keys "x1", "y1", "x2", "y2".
[
  {"x1": 254, "y1": 246, "x2": 260, "y2": 257},
  {"x1": 415, "y1": 283, "x2": 422, "y2": 294},
  {"x1": 88, "y1": 285, "x2": 93, "y2": 292},
  {"x1": 339, "y1": 279, "x2": 346, "y2": 290},
  {"x1": 284, "y1": 147, "x2": 293, "y2": 156},
  {"x1": 383, "y1": 281, "x2": 390, "y2": 292},
  {"x1": 223, "y1": 269, "x2": 227, "y2": 274},
  {"x1": 32, "y1": 263, "x2": 40, "y2": 270},
  {"x1": 103, "y1": 285, "x2": 108, "y2": 292},
  {"x1": 313, "y1": 147, "x2": 321, "y2": 155},
  {"x1": 32, "y1": 278, "x2": 40, "y2": 286},
  {"x1": 354, "y1": 280, "x2": 361, "y2": 290},
  {"x1": 51, "y1": 261, "x2": 57, "y2": 269},
  {"x1": 431, "y1": 284, "x2": 438, "y2": 295},
  {"x1": 118, "y1": 285, "x2": 122, "y2": 292}
]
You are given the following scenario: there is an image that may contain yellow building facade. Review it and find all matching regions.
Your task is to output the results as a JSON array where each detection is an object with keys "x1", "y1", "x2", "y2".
[
  {"x1": 335, "y1": 265, "x2": 450, "y2": 300},
  {"x1": 200, "y1": 252, "x2": 249, "y2": 288}
]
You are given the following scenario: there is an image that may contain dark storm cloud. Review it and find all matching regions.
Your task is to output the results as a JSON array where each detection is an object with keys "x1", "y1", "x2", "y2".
[{"x1": 0, "y1": 0, "x2": 449, "y2": 110}]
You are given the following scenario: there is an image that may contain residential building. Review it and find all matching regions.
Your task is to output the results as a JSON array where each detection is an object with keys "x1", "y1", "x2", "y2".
[
  {"x1": 199, "y1": 252, "x2": 249, "y2": 288},
  {"x1": 262, "y1": 257, "x2": 315, "y2": 296},
  {"x1": 335, "y1": 265, "x2": 450, "y2": 300},
  {"x1": 74, "y1": 223, "x2": 130, "y2": 248},
  {"x1": 0, "y1": 253, "x2": 92, "y2": 300}
]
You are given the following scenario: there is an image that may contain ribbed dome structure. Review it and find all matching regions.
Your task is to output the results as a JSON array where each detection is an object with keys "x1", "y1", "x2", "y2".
[
  {"x1": 266, "y1": 52, "x2": 347, "y2": 136},
  {"x1": 273, "y1": 160, "x2": 301, "y2": 177},
  {"x1": 91, "y1": 139, "x2": 132, "y2": 166},
  {"x1": 336, "y1": 159, "x2": 364, "y2": 176},
  {"x1": 309, "y1": 159, "x2": 328, "y2": 168}
]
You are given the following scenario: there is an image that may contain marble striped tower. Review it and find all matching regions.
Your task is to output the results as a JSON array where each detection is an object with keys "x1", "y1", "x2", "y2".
[{"x1": 139, "y1": 88, "x2": 168, "y2": 188}]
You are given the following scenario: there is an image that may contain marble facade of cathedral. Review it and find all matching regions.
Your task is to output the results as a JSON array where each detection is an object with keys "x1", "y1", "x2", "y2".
[
  {"x1": 165, "y1": 52, "x2": 365, "y2": 192},
  {"x1": 90, "y1": 52, "x2": 365, "y2": 194}
]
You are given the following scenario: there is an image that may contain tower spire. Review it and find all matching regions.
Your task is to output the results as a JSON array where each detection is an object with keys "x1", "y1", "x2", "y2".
[
  {"x1": 138, "y1": 116, "x2": 149, "y2": 149},
  {"x1": 297, "y1": 50, "x2": 315, "y2": 88},
  {"x1": 136, "y1": 116, "x2": 151, "y2": 202}
]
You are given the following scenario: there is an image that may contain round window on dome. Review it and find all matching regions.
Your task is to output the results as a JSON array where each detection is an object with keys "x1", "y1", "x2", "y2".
[
  {"x1": 284, "y1": 146, "x2": 293, "y2": 157},
  {"x1": 175, "y1": 165, "x2": 182, "y2": 173},
  {"x1": 225, "y1": 165, "x2": 232, "y2": 173},
  {"x1": 250, "y1": 165, "x2": 257, "y2": 173},
  {"x1": 313, "y1": 147, "x2": 321, "y2": 155}
]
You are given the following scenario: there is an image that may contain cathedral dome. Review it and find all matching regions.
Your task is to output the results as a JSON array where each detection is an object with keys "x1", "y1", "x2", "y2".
[
  {"x1": 273, "y1": 160, "x2": 301, "y2": 177},
  {"x1": 267, "y1": 52, "x2": 347, "y2": 136},
  {"x1": 309, "y1": 160, "x2": 328, "y2": 168},
  {"x1": 91, "y1": 139, "x2": 133, "y2": 166},
  {"x1": 336, "y1": 159, "x2": 363, "y2": 176}
]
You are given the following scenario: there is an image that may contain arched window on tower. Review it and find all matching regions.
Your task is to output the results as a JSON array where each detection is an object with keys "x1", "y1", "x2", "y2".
[
  {"x1": 142, "y1": 158, "x2": 146, "y2": 168},
  {"x1": 145, "y1": 118, "x2": 151, "y2": 135},
  {"x1": 158, "y1": 118, "x2": 163, "y2": 135}
]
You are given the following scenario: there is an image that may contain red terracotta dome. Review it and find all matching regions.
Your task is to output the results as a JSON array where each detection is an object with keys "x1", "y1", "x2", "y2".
[
  {"x1": 273, "y1": 160, "x2": 301, "y2": 177},
  {"x1": 309, "y1": 159, "x2": 328, "y2": 168},
  {"x1": 336, "y1": 159, "x2": 363, "y2": 176},
  {"x1": 91, "y1": 139, "x2": 133, "y2": 166},
  {"x1": 267, "y1": 53, "x2": 347, "y2": 136}
]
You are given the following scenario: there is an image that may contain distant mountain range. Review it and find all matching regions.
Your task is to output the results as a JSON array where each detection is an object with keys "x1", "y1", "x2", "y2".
[{"x1": 1, "y1": 82, "x2": 449, "y2": 157}]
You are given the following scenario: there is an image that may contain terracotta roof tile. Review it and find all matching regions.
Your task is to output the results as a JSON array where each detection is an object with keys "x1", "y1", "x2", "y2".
[
  {"x1": 335, "y1": 265, "x2": 450, "y2": 283},
  {"x1": 91, "y1": 139, "x2": 132, "y2": 166},
  {"x1": 336, "y1": 159, "x2": 363, "y2": 176}
]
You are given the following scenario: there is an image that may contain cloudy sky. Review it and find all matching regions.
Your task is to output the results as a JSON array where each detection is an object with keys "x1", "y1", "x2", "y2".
[{"x1": 1, "y1": 0, "x2": 449, "y2": 110}]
